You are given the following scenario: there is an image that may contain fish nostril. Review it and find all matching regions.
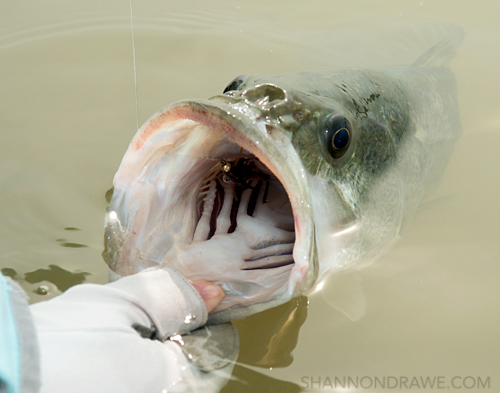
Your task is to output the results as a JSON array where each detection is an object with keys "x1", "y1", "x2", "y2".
[
  {"x1": 262, "y1": 84, "x2": 286, "y2": 101},
  {"x1": 244, "y1": 84, "x2": 286, "y2": 105}
]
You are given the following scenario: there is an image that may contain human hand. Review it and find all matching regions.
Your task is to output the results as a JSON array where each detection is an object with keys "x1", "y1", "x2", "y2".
[
  {"x1": 30, "y1": 267, "x2": 233, "y2": 393},
  {"x1": 190, "y1": 279, "x2": 226, "y2": 313}
]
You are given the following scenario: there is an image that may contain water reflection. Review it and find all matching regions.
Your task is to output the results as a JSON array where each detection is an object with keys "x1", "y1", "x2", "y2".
[
  {"x1": 216, "y1": 296, "x2": 307, "y2": 391},
  {"x1": 0, "y1": 267, "x2": 20, "y2": 281},
  {"x1": 2, "y1": 265, "x2": 91, "y2": 301},
  {"x1": 222, "y1": 364, "x2": 301, "y2": 393},
  {"x1": 233, "y1": 296, "x2": 308, "y2": 368},
  {"x1": 56, "y1": 239, "x2": 89, "y2": 248},
  {"x1": 105, "y1": 187, "x2": 114, "y2": 203},
  {"x1": 23, "y1": 264, "x2": 90, "y2": 292}
]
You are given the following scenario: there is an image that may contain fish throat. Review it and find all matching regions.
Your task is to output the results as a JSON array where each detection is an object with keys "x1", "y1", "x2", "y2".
[{"x1": 196, "y1": 147, "x2": 295, "y2": 269}]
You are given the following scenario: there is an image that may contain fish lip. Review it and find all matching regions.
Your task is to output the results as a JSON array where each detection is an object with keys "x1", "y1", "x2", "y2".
[{"x1": 151, "y1": 98, "x2": 318, "y2": 294}]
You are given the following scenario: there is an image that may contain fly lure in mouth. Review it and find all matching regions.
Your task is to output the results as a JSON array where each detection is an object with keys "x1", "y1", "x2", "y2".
[{"x1": 202, "y1": 147, "x2": 271, "y2": 200}]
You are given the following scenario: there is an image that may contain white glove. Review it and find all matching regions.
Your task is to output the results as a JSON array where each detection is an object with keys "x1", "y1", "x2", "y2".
[{"x1": 30, "y1": 267, "x2": 232, "y2": 393}]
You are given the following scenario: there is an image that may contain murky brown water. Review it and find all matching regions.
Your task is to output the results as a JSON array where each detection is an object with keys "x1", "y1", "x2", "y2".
[{"x1": 1, "y1": 1, "x2": 499, "y2": 392}]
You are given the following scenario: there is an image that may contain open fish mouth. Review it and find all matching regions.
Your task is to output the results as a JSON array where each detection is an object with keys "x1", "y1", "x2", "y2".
[
  {"x1": 104, "y1": 98, "x2": 318, "y2": 322},
  {"x1": 103, "y1": 37, "x2": 462, "y2": 323}
]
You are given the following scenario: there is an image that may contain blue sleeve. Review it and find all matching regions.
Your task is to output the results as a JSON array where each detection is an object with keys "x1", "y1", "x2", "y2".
[{"x1": 0, "y1": 274, "x2": 40, "y2": 393}]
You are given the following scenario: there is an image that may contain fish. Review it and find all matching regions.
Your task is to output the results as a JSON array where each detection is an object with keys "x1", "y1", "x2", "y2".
[{"x1": 103, "y1": 36, "x2": 461, "y2": 324}]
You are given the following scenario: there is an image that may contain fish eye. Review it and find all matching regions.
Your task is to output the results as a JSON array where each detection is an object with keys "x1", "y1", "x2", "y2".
[
  {"x1": 324, "y1": 114, "x2": 352, "y2": 159},
  {"x1": 223, "y1": 75, "x2": 248, "y2": 93}
]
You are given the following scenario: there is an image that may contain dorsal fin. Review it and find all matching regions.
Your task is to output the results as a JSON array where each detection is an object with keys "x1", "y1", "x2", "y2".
[{"x1": 414, "y1": 27, "x2": 464, "y2": 67}]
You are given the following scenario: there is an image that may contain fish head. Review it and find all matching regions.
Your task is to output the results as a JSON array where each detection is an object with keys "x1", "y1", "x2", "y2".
[{"x1": 104, "y1": 68, "x2": 458, "y2": 323}]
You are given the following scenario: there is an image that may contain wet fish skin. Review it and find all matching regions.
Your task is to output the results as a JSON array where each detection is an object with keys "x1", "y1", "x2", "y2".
[
  {"x1": 212, "y1": 62, "x2": 460, "y2": 277},
  {"x1": 104, "y1": 38, "x2": 461, "y2": 322}
]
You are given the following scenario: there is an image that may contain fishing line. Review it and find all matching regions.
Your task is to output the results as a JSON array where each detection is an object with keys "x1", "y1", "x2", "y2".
[{"x1": 129, "y1": 0, "x2": 140, "y2": 131}]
